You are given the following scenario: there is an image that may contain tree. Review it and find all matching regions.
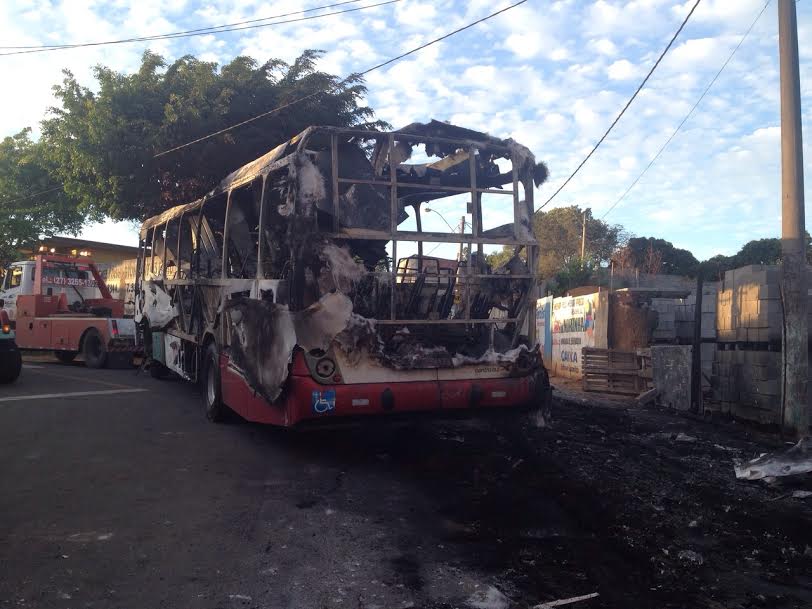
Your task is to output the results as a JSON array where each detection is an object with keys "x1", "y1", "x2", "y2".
[
  {"x1": 697, "y1": 235, "x2": 812, "y2": 280},
  {"x1": 0, "y1": 129, "x2": 83, "y2": 266},
  {"x1": 642, "y1": 240, "x2": 663, "y2": 275},
  {"x1": 697, "y1": 254, "x2": 734, "y2": 281},
  {"x1": 735, "y1": 238, "x2": 783, "y2": 266},
  {"x1": 485, "y1": 247, "x2": 514, "y2": 269},
  {"x1": 549, "y1": 257, "x2": 596, "y2": 296},
  {"x1": 41, "y1": 50, "x2": 386, "y2": 222},
  {"x1": 612, "y1": 237, "x2": 698, "y2": 276},
  {"x1": 533, "y1": 205, "x2": 625, "y2": 278}
]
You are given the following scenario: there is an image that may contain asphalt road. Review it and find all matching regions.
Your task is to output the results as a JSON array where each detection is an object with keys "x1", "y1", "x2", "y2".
[{"x1": 1, "y1": 360, "x2": 811, "y2": 609}]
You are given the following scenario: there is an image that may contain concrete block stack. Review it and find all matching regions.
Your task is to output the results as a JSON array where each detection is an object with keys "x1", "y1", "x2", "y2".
[
  {"x1": 651, "y1": 298, "x2": 676, "y2": 342},
  {"x1": 711, "y1": 348, "x2": 781, "y2": 425},
  {"x1": 674, "y1": 284, "x2": 718, "y2": 342},
  {"x1": 675, "y1": 301, "x2": 692, "y2": 341},
  {"x1": 708, "y1": 264, "x2": 807, "y2": 426},
  {"x1": 716, "y1": 266, "x2": 782, "y2": 344}
]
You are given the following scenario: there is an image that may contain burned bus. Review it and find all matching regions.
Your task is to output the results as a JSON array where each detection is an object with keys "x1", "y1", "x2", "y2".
[{"x1": 135, "y1": 121, "x2": 551, "y2": 425}]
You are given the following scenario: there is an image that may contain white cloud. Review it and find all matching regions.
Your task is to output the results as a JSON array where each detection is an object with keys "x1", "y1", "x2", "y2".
[
  {"x1": 607, "y1": 59, "x2": 640, "y2": 80},
  {"x1": 590, "y1": 38, "x2": 618, "y2": 56},
  {"x1": 504, "y1": 33, "x2": 544, "y2": 59},
  {"x1": 549, "y1": 47, "x2": 570, "y2": 62},
  {"x1": 463, "y1": 65, "x2": 496, "y2": 82},
  {"x1": 395, "y1": 2, "x2": 438, "y2": 27}
]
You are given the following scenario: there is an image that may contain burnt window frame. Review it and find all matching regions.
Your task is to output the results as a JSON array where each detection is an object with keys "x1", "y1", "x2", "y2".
[
  {"x1": 224, "y1": 178, "x2": 263, "y2": 280},
  {"x1": 195, "y1": 192, "x2": 228, "y2": 280}
]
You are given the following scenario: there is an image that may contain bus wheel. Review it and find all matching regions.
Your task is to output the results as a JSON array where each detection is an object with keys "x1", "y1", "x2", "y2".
[
  {"x1": 202, "y1": 343, "x2": 227, "y2": 423},
  {"x1": 55, "y1": 350, "x2": 78, "y2": 364},
  {"x1": 82, "y1": 329, "x2": 108, "y2": 369}
]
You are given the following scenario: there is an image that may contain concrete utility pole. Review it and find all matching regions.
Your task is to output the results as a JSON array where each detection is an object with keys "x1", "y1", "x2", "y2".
[{"x1": 778, "y1": 0, "x2": 808, "y2": 438}]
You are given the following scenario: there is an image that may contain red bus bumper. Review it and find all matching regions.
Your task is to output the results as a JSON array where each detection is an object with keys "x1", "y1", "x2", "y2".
[{"x1": 220, "y1": 356, "x2": 546, "y2": 427}]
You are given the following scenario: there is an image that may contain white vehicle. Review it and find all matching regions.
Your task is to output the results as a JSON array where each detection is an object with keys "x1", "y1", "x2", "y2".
[{"x1": 0, "y1": 259, "x2": 105, "y2": 321}]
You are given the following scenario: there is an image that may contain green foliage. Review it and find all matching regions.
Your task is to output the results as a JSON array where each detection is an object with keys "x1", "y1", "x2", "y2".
[
  {"x1": 735, "y1": 238, "x2": 783, "y2": 265},
  {"x1": 697, "y1": 235, "x2": 812, "y2": 280},
  {"x1": 549, "y1": 257, "x2": 596, "y2": 296},
  {"x1": 696, "y1": 254, "x2": 734, "y2": 281},
  {"x1": 0, "y1": 129, "x2": 83, "y2": 266},
  {"x1": 613, "y1": 236, "x2": 699, "y2": 277},
  {"x1": 533, "y1": 205, "x2": 625, "y2": 278},
  {"x1": 41, "y1": 50, "x2": 387, "y2": 221},
  {"x1": 485, "y1": 247, "x2": 515, "y2": 269}
]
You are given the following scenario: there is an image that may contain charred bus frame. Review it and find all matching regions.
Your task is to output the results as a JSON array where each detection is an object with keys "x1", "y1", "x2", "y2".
[{"x1": 136, "y1": 122, "x2": 548, "y2": 424}]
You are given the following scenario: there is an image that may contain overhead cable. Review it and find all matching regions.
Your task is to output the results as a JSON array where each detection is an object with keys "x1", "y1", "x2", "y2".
[
  {"x1": 154, "y1": 0, "x2": 529, "y2": 158},
  {"x1": 601, "y1": 0, "x2": 771, "y2": 220},
  {"x1": 537, "y1": 0, "x2": 702, "y2": 211},
  {"x1": 0, "y1": 186, "x2": 63, "y2": 207},
  {"x1": 0, "y1": 0, "x2": 402, "y2": 57},
  {"x1": 0, "y1": 0, "x2": 368, "y2": 49}
]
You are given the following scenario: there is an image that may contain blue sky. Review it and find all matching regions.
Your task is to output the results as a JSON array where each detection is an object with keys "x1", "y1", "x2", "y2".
[{"x1": 1, "y1": 0, "x2": 810, "y2": 261}]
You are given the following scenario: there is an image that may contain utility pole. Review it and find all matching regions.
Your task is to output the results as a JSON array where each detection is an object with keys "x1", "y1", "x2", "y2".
[{"x1": 778, "y1": 0, "x2": 808, "y2": 438}]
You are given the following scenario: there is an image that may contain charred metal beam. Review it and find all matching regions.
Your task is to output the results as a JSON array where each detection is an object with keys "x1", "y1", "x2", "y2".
[
  {"x1": 325, "y1": 229, "x2": 536, "y2": 246},
  {"x1": 335, "y1": 177, "x2": 514, "y2": 196}
]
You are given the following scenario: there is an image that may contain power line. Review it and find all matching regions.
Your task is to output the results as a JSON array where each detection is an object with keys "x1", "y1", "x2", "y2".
[
  {"x1": 0, "y1": 0, "x2": 369, "y2": 50},
  {"x1": 154, "y1": 0, "x2": 529, "y2": 158},
  {"x1": 601, "y1": 0, "x2": 771, "y2": 220},
  {"x1": 0, "y1": 0, "x2": 403, "y2": 57},
  {"x1": 0, "y1": 186, "x2": 63, "y2": 206},
  {"x1": 537, "y1": 0, "x2": 702, "y2": 211}
]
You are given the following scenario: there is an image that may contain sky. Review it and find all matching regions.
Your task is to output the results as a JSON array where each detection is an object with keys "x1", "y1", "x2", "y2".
[{"x1": 0, "y1": 0, "x2": 811, "y2": 261}]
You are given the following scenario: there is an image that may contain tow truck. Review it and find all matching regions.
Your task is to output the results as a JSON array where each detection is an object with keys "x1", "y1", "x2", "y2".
[{"x1": 0, "y1": 253, "x2": 137, "y2": 367}]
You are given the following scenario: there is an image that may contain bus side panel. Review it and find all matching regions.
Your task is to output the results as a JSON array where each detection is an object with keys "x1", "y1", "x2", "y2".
[{"x1": 219, "y1": 354, "x2": 289, "y2": 426}]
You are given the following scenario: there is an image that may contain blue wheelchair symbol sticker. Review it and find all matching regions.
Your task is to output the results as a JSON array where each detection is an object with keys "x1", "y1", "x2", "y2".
[{"x1": 312, "y1": 390, "x2": 336, "y2": 414}]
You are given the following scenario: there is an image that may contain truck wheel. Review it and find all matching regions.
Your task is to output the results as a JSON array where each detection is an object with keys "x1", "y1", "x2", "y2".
[
  {"x1": 82, "y1": 329, "x2": 108, "y2": 369},
  {"x1": 0, "y1": 350, "x2": 22, "y2": 384},
  {"x1": 202, "y1": 343, "x2": 228, "y2": 422},
  {"x1": 55, "y1": 350, "x2": 78, "y2": 364}
]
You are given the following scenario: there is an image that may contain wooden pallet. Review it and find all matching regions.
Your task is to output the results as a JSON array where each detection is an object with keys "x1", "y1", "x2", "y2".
[{"x1": 582, "y1": 347, "x2": 652, "y2": 395}]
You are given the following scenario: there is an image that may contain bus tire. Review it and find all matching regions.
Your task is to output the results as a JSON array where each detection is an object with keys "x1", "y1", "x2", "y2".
[
  {"x1": 82, "y1": 328, "x2": 108, "y2": 369},
  {"x1": 55, "y1": 350, "x2": 78, "y2": 364},
  {"x1": 202, "y1": 342, "x2": 227, "y2": 423}
]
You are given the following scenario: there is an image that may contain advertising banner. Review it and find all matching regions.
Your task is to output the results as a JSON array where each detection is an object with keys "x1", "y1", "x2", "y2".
[
  {"x1": 551, "y1": 294, "x2": 600, "y2": 378},
  {"x1": 536, "y1": 296, "x2": 553, "y2": 365}
]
